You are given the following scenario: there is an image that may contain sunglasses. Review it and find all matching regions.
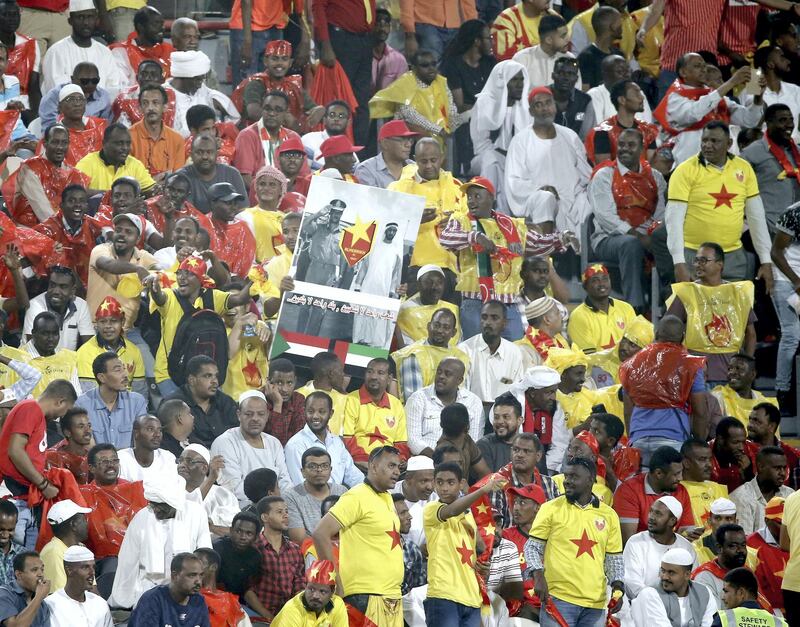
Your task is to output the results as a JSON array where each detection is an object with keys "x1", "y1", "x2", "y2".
[{"x1": 78, "y1": 77, "x2": 100, "y2": 85}]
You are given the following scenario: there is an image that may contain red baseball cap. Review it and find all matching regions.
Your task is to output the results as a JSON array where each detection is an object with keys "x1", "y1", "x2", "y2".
[
  {"x1": 276, "y1": 136, "x2": 306, "y2": 155},
  {"x1": 378, "y1": 119, "x2": 418, "y2": 141},
  {"x1": 507, "y1": 484, "x2": 546, "y2": 505},
  {"x1": 460, "y1": 176, "x2": 496, "y2": 196},
  {"x1": 318, "y1": 135, "x2": 364, "y2": 159}
]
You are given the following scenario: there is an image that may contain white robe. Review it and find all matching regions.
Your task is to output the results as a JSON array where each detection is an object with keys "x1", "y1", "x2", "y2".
[
  {"x1": 505, "y1": 124, "x2": 592, "y2": 236},
  {"x1": 623, "y1": 531, "x2": 697, "y2": 599},
  {"x1": 117, "y1": 448, "x2": 179, "y2": 486},
  {"x1": 41, "y1": 37, "x2": 124, "y2": 95},
  {"x1": 511, "y1": 46, "x2": 581, "y2": 90},
  {"x1": 628, "y1": 585, "x2": 716, "y2": 627},
  {"x1": 45, "y1": 589, "x2": 114, "y2": 627},
  {"x1": 352, "y1": 238, "x2": 402, "y2": 347},
  {"x1": 108, "y1": 501, "x2": 211, "y2": 609},
  {"x1": 187, "y1": 484, "x2": 241, "y2": 528},
  {"x1": 587, "y1": 83, "x2": 653, "y2": 126},
  {"x1": 167, "y1": 81, "x2": 241, "y2": 137}
]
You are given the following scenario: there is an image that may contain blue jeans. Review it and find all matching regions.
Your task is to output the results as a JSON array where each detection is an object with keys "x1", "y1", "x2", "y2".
[
  {"x1": 413, "y1": 23, "x2": 458, "y2": 58},
  {"x1": 12, "y1": 499, "x2": 37, "y2": 550},
  {"x1": 157, "y1": 378, "x2": 179, "y2": 398},
  {"x1": 631, "y1": 436, "x2": 683, "y2": 469},
  {"x1": 540, "y1": 597, "x2": 605, "y2": 627},
  {"x1": 460, "y1": 298, "x2": 524, "y2": 341},
  {"x1": 423, "y1": 597, "x2": 481, "y2": 627},
  {"x1": 229, "y1": 27, "x2": 283, "y2": 87},
  {"x1": 772, "y1": 280, "x2": 800, "y2": 392}
]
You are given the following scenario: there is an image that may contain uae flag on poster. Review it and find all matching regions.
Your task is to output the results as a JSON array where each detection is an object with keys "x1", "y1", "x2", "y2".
[{"x1": 269, "y1": 328, "x2": 389, "y2": 368}]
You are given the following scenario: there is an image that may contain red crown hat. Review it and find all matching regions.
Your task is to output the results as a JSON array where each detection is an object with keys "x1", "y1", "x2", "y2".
[
  {"x1": 265, "y1": 40, "x2": 292, "y2": 57},
  {"x1": 318, "y1": 135, "x2": 364, "y2": 159},
  {"x1": 279, "y1": 191, "x2": 306, "y2": 213},
  {"x1": 581, "y1": 263, "x2": 609, "y2": 283},
  {"x1": 306, "y1": 559, "x2": 337, "y2": 587},
  {"x1": 459, "y1": 176, "x2": 496, "y2": 196},
  {"x1": 506, "y1": 483, "x2": 546, "y2": 505},
  {"x1": 575, "y1": 430, "x2": 600, "y2": 458},
  {"x1": 95, "y1": 296, "x2": 124, "y2": 320},
  {"x1": 528, "y1": 85, "x2": 553, "y2": 104},
  {"x1": 177, "y1": 256, "x2": 214, "y2": 288},
  {"x1": 765, "y1": 496, "x2": 785, "y2": 522},
  {"x1": 276, "y1": 136, "x2": 306, "y2": 156}
]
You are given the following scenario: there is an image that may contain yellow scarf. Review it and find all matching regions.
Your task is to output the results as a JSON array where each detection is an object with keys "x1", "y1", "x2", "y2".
[
  {"x1": 396, "y1": 299, "x2": 461, "y2": 346},
  {"x1": 369, "y1": 72, "x2": 452, "y2": 131}
]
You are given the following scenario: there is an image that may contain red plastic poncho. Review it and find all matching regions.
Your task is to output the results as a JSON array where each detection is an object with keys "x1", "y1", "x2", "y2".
[
  {"x1": 231, "y1": 72, "x2": 305, "y2": 123},
  {"x1": 2, "y1": 156, "x2": 90, "y2": 227},
  {"x1": 309, "y1": 61, "x2": 359, "y2": 142},
  {"x1": 145, "y1": 196, "x2": 214, "y2": 237},
  {"x1": 6, "y1": 36, "x2": 37, "y2": 95},
  {"x1": 112, "y1": 84, "x2": 177, "y2": 127},
  {"x1": 79, "y1": 479, "x2": 148, "y2": 559},
  {"x1": 30, "y1": 468, "x2": 89, "y2": 551},
  {"x1": 618, "y1": 342, "x2": 705, "y2": 409},
  {"x1": 34, "y1": 117, "x2": 107, "y2": 167},
  {"x1": 109, "y1": 34, "x2": 175, "y2": 78},
  {"x1": 209, "y1": 217, "x2": 256, "y2": 278},
  {"x1": 183, "y1": 122, "x2": 238, "y2": 165},
  {"x1": 45, "y1": 441, "x2": 89, "y2": 485},
  {"x1": 33, "y1": 213, "x2": 102, "y2": 286},
  {"x1": 0, "y1": 110, "x2": 20, "y2": 153}
]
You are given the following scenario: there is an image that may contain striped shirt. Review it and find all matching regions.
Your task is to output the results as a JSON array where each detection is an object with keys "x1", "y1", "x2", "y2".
[
  {"x1": 487, "y1": 538, "x2": 524, "y2": 590},
  {"x1": 661, "y1": 0, "x2": 726, "y2": 71},
  {"x1": 717, "y1": 0, "x2": 762, "y2": 66}
]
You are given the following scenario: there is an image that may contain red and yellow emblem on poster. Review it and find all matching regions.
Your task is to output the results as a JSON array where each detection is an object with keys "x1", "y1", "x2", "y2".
[{"x1": 339, "y1": 216, "x2": 377, "y2": 266}]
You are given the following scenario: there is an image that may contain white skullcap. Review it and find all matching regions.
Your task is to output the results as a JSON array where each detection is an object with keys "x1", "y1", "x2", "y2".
[
  {"x1": 184, "y1": 443, "x2": 211, "y2": 464},
  {"x1": 710, "y1": 498, "x2": 736, "y2": 516},
  {"x1": 655, "y1": 495, "x2": 683, "y2": 521},
  {"x1": 661, "y1": 548, "x2": 694, "y2": 567},
  {"x1": 63, "y1": 545, "x2": 95, "y2": 563},
  {"x1": 68, "y1": 0, "x2": 95, "y2": 12},
  {"x1": 239, "y1": 390, "x2": 267, "y2": 405},
  {"x1": 417, "y1": 264, "x2": 445, "y2": 280},
  {"x1": 511, "y1": 366, "x2": 561, "y2": 395},
  {"x1": 524, "y1": 296, "x2": 557, "y2": 321},
  {"x1": 406, "y1": 456, "x2": 435, "y2": 472},
  {"x1": 170, "y1": 50, "x2": 211, "y2": 78},
  {"x1": 144, "y1": 476, "x2": 187, "y2": 511},
  {"x1": 58, "y1": 84, "x2": 84, "y2": 102}
]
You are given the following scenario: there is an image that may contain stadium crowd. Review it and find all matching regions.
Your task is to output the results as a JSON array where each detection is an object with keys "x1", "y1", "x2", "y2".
[{"x1": 2, "y1": 0, "x2": 800, "y2": 625}]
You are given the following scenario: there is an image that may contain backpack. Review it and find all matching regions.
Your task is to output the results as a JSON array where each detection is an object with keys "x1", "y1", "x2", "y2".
[{"x1": 167, "y1": 289, "x2": 230, "y2": 387}]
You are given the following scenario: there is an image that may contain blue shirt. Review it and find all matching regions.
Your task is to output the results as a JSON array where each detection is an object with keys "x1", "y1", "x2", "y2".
[
  {"x1": 628, "y1": 370, "x2": 705, "y2": 443},
  {"x1": 39, "y1": 82, "x2": 113, "y2": 131},
  {"x1": 0, "y1": 543, "x2": 23, "y2": 588},
  {"x1": 0, "y1": 581, "x2": 51, "y2": 626},
  {"x1": 284, "y1": 424, "x2": 364, "y2": 488},
  {"x1": 74, "y1": 387, "x2": 147, "y2": 450},
  {"x1": 129, "y1": 585, "x2": 210, "y2": 627}
]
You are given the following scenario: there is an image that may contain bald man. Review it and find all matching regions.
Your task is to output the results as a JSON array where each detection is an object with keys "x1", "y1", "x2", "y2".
[{"x1": 117, "y1": 415, "x2": 180, "y2": 485}]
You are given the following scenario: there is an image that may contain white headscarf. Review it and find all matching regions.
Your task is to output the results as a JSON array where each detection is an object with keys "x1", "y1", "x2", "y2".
[
  {"x1": 471, "y1": 60, "x2": 532, "y2": 137},
  {"x1": 144, "y1": 476, "x2": 187, "y2": 511}
]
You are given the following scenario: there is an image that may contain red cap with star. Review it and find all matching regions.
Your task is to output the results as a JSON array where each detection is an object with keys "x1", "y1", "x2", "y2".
[
  {"x1": 306, "y1": 560, "x2": 337, "y2": 587},
  {"x1": 177, "y1": 256, "x2": 214, "y2": 288},
  {"x1": 265, "y1": 40, "x2": 292, "y2": 57},
  {"x1": 581, "y1": 263, "x2": 609, "y2": 283},
  {"x1": 95, "y1": 296, "x2": 124, "y2": 320},
  {"x1": 459, "y1": 176, "x2": 496, "y2": 196}
]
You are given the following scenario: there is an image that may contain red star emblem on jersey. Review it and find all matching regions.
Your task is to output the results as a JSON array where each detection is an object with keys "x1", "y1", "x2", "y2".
[
  {"x1": 456, "y1": 541, "x2": 473, "y2": 566},
  {"x1": 570, "y1": 530, "x2": 598, "y2": 559},
  {"x1": 386, "y1": 525, "x2": 401, "y2": 550},
  {"x1": 367, "y1": 427, "x2": 388, "y2": 446},
  {"x1": 709, "y1": 184, "x2": 737, "y2": 208}
]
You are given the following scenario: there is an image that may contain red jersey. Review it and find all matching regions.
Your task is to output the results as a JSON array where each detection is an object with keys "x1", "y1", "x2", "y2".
[
  {"x1": 0, "y1": 399, "x2": 48, "y2": 489},
  {"x1": 502, "y1": 526, "x2": 540, "y2": 614},
  {"x1": 747, "y1": 531, "x2": 788, "y2": 610},
  {"x1": 34, "y1": 213, "x2": 102, "y2": 286},
  {"x1": 613, "y1": 472, "x2": 695, "y2": 533}
]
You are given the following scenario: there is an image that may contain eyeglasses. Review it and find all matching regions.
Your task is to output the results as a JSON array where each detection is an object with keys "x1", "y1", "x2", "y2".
[
  {"x1": 177, "y1": 458, "x2": 208, "y2": 467},
  {"x1": 93, "y1": 458, "x2": 120, "y2": 467},
  {"x1": 280, "y1": 152, "x2": 305, "y2": 160},
  {"x1": 62, "y1": 95, "x2": 86, "y2": 103},
  {"x1": 693, "y1": 257, "x2": 719, "y2": 265},
  {"x1": 304, "y1": 462, "x2": 331, "y2": 472},
  {"x1": 326, "y1": 112, "x2": 349, "y2": 120},
  {"x1": 77, "y1": 77, "x2": 100, "y2": 85}
]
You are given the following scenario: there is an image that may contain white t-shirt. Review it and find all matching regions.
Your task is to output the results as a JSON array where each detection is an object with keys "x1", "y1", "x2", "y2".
[
  {"x1": 22, "y1": 293, "x2": 94, "y2": 351},
  {"x1": 44, "y1": 588, "x2": 113, "y2": 627},
  {"x1": 117, "y1": 448, "x2": 179, "y2": 485}
]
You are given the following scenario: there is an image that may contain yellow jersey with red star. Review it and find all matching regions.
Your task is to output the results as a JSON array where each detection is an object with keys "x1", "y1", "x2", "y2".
[
  {"x1": 567, "y1": 298, "x2": 637, "y2": 353},
  {"x1": 668, "y1": 154, "x2": 759, "y2": 252},
  {"x1": 76, "y1": 336, "x2": 145, "y2": 390},
  {"x1": 222, "y1": 337, "x2": 268, "y2": 400},
  {"x1": 681, "y1": 480, "x2": 729, "y2": 528},
  {"x1": 342, "y1": 387, "x2": 409, "y2": 463},
  {"x1": 530, "y1": 494, "x2": 623, "y2": 608},
  {"x1": 423, "y1": 502, "x2": 482, "y2": 608},
  {"x1": 328, "y1": 482, "x2": 404, "y2": 597}
]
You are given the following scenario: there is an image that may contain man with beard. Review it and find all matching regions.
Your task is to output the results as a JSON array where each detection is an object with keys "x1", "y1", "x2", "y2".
[
  {"x1": 16, "y1": 312, "x2": 81, "y2": 397},
  {"x1": 271, "y1": 559, "x2": 348, "y2": 626},
  {"x1": 680, "y1": 439, "x2": 730, "y2": 529},
  {"x1": 623, "y1": 496, "x2": 697, "y2": 599},
  {"x1": 45, "y1": 408, "x2": 92, "y2": 485},
  {"x1": 179, "y1": 445, "x2": 239, "y2": 537},
  {"x1": 5, "y1": 124, "x2": 88, "y2": 227},
  {"x1": 396, "y1": 265, "x2": 461, "y2": 348},
  {"x1": 523, "y1": 458, "x2": 624, "y2": 626},
  {"x1": 206, "y1": 182, "x2": 255, "y2": 278},
  {"x1": 630, "y1": 548, "x2": 716, "y2": 626},
  {"x1": 179, "y1": 135, "x2": 247, "y2": 214},
  {"x1": 549, "y1": 56, "x2": 594, "y2": 139},
  {"x1": 285, "y1": 391, "x2": 364, "y2": 488},
  {"x1": 712, "y1": 355, "x2": 778, "y2": 428},
  {"x1": 111, "y1": 60, "x2": 175, "y2": 128},
  {"x1": 303, "y1": 101, "x2": 354, "y2": 168},
  {"x1": 117, "y1": 415, "x2": 179, "y2": 486},
  {"x1": 129, "y1": 85, "x2": 184, "y2": 177},
  {"x1": 342, "y1": 358, "x2": 410, "y2": 471},
  {"x1": 692, "y1": 524, "x2": 749, "y2": 607},
  {"x1": 87, "y1": 213, "x2": 158, "y2": 333},
  {"x1": 109, "y1": 6, "x2": 175, "y2": 88},
  {"x1": 23, "y1": 266, "x2": 93, "y2": 352},
  {"x1": 746, "y1": 404, "x2": 800, "y2": 489},
  {"x1": 588, "y1": 128, "x2": 664, "y2": 314},
  {"x1": 514, "y1": 256, "x2": 570, "y2": 337},
  {"x1": 76, "y1": 124, "x2": 156, "y2": 195},
  {"x1": 711, "y1": 418, "x2": 756, "y2": 494},
  {"x1": 312, "y1": 446, "x2": 405, "y2": 627},
  {"x1": 276, "y1": 136, "x2": 309, "y2": 194},
  {"x1": 354, "y1": 120, "x2": 416, "y2": 189},
  {"x1": 296, "y1": 352, "x2": 349, "y2": 437},
  {"x1": 0, "y1": 551, "x2": 52, "y2": 625},
  {"x1": 128, "y1": 552, "x2": 211, "y2": 625},
  {"x1": 391, "y1": 455, "x2": 436, "y2": 549},
  {"x1": 393, "y1": 312, "x2": 472, "y2": 404},
  {"x1": 39, "y1": 499, "x2": 92, "y2": 592},
  {"x1": 730, "y1": 447, "x2": 794, "y2": 535},
  {"x1": 43, "y1": 545, "x2": 112, "y2": 626},
  {"x1": 478, "y1": 392, "x2": 524, "y2": 472}
]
